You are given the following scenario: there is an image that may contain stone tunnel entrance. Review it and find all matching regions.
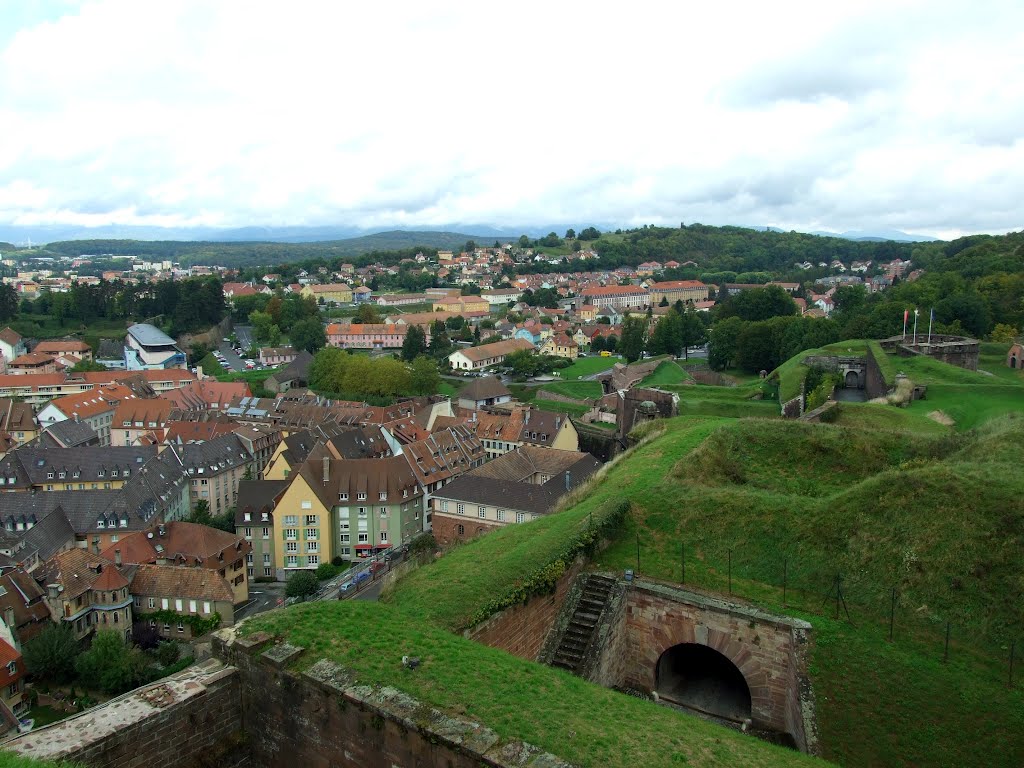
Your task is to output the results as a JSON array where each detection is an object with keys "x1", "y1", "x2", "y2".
[
  {"x1": 655, "y1": 643, "x2": 752, "y2": 722},
  {"x1": 844, "y1": 370, "x2": 860, "y2": 389}
]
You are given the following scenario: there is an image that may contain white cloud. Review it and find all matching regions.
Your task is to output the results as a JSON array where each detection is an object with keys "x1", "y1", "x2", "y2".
[{"x1": 0, "y1": 0, "x2": 1022, "y2": 237}]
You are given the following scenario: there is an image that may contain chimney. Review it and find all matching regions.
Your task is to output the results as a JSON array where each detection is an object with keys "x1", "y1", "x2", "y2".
[
  {"x1": 322, "y1": 455, "x2": 330, "y2": 484},
  {"x1": 114, "y1": 549, "x2": 122, "y2": 567},
  {"x1": 565, "y1": 471, "x2": 571, "y2": 491}
]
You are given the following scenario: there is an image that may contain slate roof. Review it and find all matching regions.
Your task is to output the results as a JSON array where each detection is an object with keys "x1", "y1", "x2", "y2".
[
  {"x1": 165, "y1": 433, "x2": 253, "y2": 475},
  {"x1": 41, "y1": 418, "x2": 100, "y2": 448},
  {"x1": 96, "y1": 339, "x2": 125, "y2": 359},
  {"x1": 21, "y1": 508, "x2": 76, "y2": 561},
  {"x1": 0, "y1": 445, "x2": 157, "y2": 489},
  {"x1": 297, "y1": 454, "x2": 422, "y2": 510},
  {"x1": 235, "y1": 480, "x2": 287, "y2": 526},
  {"x1": 433, "y1": 450, "x2": 600, "y2": 516},
  {"x1": 458, "y1": 376, "x2": 511, "y2": 402}
]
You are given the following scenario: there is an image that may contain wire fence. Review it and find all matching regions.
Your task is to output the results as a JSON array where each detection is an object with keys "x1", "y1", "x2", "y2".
[{"x1": 628, "y1": 534, "x2": 1021, "y2": 688}]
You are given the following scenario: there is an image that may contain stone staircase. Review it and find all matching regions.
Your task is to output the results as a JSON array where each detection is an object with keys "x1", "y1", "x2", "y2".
[{"x1": 551, "y1": 574, "x2": 617, "y2": 673}]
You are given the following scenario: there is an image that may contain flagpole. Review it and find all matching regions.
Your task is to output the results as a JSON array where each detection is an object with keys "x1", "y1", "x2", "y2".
[
  {"x1": 927, "y1": 308, "x2": 933, "y2": 345},
  {"x1": 913, "y1": 309, "x2": 919, "y2": 345}
]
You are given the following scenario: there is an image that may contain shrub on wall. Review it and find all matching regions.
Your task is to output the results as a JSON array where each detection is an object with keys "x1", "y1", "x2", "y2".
[{"x1": 467, "y1": 499, "x2": 629, "y2": 628}]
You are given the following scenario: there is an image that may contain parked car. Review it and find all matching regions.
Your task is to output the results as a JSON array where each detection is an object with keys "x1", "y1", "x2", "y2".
[
  {"x1": 338, "y1": 580, "x2": 354, "y2": 595},
  {"x1": 352, "y1": 570, "x2": 371, "y2": 587}
]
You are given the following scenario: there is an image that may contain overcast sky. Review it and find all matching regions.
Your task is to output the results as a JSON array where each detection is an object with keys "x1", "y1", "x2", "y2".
[{"x1": 1, "y1": 1, "x2": 1022, "y2": 239}]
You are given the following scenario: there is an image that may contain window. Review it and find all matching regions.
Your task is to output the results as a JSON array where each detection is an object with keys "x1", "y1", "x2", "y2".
[
  {"x1": 516, "y1": 512, "x2": 526, "y2": 523},
  {"x1": 149, "y1": 598, "x2": 156, "y2": 609},
  {"x1": 457, "y1": 503, "x2": 465, "y2": 515},
  {"x1": 357, "y1": 492, "x2": 366, "y2": 501},
  {"x1": 307, "y1": 554, "x2": 319, "y2": 566},
  {"x1": 340, "y1": 534, "x2": 350, "y2": 543},
  {"x1": 189, "y1": 600, "x2": 197, "y2": 613},
  {"x1": 284, "y1": 515, "x2": 298, "y2": 526},
  {"x1": 285, "y1": 528, "x2": 298, "y2": 540},
  {"x1": 457, "y1": 524, "x2": 465, "y2": 535},
  {"x1": 177, "y1": 621, "x2": 185, "y2": 633},
  {"x1": 264, "y1": 567, "x2": 273, "y2": 577},
  {"x1": 478, "y1": 506, "x2": 486, "y2": 519},
  {"x1": 286, "y1": 542, "x2": 298, "y2": 553},
  {"x1": 246, "y1": 553, "x2": 254, "y2": 564},
  {"x1": 357, "y1": 533, "x2": 368, "y2": 543},
  {"x1": 301, "y1": 500, "x2": 312, "y2": 510},
  {"x1": 203, "y1": 601, "x2": 212, "y2": 614},
  {"x1": 262, "y1": 527, "x2": 270, "y2": 539},
  {"x1": 441, "y1": 501, "x2": 449, "y2": 512},
  {"x1": 306, "y1": 541, "x2": 318, "y2": 552},
  {"x1": 497, "y1": 509, "x2": 505, "y2": 522},
  {"x1": 286, "y1": 555, "x2": 298, "y2": 567},
  {"x1": 357, "y1": 507, "x2": 367, "y2": 518},
  {"x1": 378, "y1": 491, "x2": 387, "y2": 501},
  {"x1": 263, "y1": 553, "x2": 271, "y2": 564},
  {"x1": 341, "y1": 547, "x2": 351, "y2": 556},
  {"x1": 243, "y1": 512, "x2": 251, "y2": 522},
  {"x1": 6, "y1": 661, "x2": 15, "y2": 675},
  {"x1": 244, "y1": 527, "x2": 252, "y2": 539},
  {"x1": 162, "y1": 598, "x2": 169, "y2": 610},
  {"x1": 304, "y1": 514, "x2": 318, "y2": 525},
  {"x1": 175, "y1": 599, "x2": 183, "y2": 612},
  {"x1": 134, "y1": 596, "x2": 142, "y2": 607},
  {"x1": 379, "y1": 531, "x2": 388, "y2": 543},
  {"x1": 379, "y1": 507, "x2": 388, "y2": 518}
]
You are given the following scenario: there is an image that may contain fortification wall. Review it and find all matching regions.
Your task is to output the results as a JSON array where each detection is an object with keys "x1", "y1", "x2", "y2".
[
  {"x1": 466, "y1": 558, "x2": 586, "y2": 660},
  {"x1": 3, "y1": 660, "x2": 242, "y2": 768}
]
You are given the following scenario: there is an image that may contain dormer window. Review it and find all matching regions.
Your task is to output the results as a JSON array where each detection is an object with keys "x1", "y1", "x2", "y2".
[
  {"x1": 111, "y1": 470, "x2": 118, "y2": 478},
  {"x1": 339, "y1": 493, "x2": 348, "y2": 501},
  {"x1": 46, "y1": 471, "x2": 54, "y2": 479},
  {"x1": 98, "y1": 470, "x2": 105, "y2": 477},
  {"x1": 357, "y1": 492, "x2": 366, "y2": 501},
  {"x1": 123, "y1": 469, "x2": 130, "y2": 477},
  {"x1": 97, "y1": 519, "x2": 105, "y2": 529},
  {"x1": 73, "y1": 471, "x2": 80, "y2": 479},
  {"x1": 122, "y1": 421, "x2": 131, "y2": 427},
  {"x1": 379, "y1": 492, "x2": 387, "y2": 501},
  {"x1": 243, "y1": 513, "x2": 251, "y2": 522},
  {"x1": 58, "y1": 471, "x2": 66, "y2": 479}
]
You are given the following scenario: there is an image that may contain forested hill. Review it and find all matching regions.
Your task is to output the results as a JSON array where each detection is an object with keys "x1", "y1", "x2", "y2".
[{"x1": 39, "y1": 230, "x2": 490, "y2": 268}]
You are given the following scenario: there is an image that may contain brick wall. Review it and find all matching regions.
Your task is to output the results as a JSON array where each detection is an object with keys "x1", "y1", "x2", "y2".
[
  {"x1": 618, "y1": 582, "x2": 814, "y2": 748},
  {"x1": 214, "y1": 632, "x2": 570, "y2": 768},
  {"x1": 431, "y1": 512, "x2": 503, "y2": 547},
  {"x1": 4, "y1": 660, "x2": 242, "y2": 768},
  {"x1": 466, "y1": 558, "x2": 585, "y2": 661}
]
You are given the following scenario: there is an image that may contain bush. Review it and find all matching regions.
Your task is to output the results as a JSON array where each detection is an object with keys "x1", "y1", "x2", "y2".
[
  {"x1": 156, "y1": 641, "x2": 180, "y2": 667},
  {"x1": 286, "y1": 570, "x2": 320, "y2": 599},
  {"x1": 75, "y1": 631, "x2": 149, "y2": 694},
  {"x1": 331, "y1": 555, "x2": 344, "y2": 567},
  {"x1": 315, "y1": 562, "x2": 342, "y2": 581}
]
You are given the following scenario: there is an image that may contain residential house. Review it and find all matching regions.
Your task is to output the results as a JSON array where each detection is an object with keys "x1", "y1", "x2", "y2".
[
  {"x1": 129, "y1": 564, "x2": 238, "y2": 637},
  {"x1": 480, "y1": 288, "x2": 523, "y2": 307},
  {"x1": 36, "y1": 384, "x2": 138, "y2": 447},
  {"x1": 0, "y1": 569, "x2": 51, "y2": 645},
  {"x1": 9, "y1": 353, "x2": 58, "y2": 375},
  {"x1": 0, "y1": 329, "x2": 26, "y2": 374},
  {"x1": 325, "y1": 323, "x2": 409, "y2": 350},
  {"x1": 431, "y1": 296, "x2": 489, "y2": 314},
  {"x1": 264, "y1": 350, "x2": 313, "y2": 393},
  {"x1": 540, "y1": 333, "x2": 579, "y2": 360},
  {"x1": 0, "y1": 400, "x2": 37, "y2": 448},
  {"x1": 34, "y1": 340, "x2": 93, "y2": 361},
  {"x1": 456, "y1": 376, "x2": 513, "y2": 410},
  {"x1": 162, "y1": 379, "x2": 252, "y2": 413},
  {"x1": 448, "y1": 338, "x2": 535, "y2": 372},
  {"x1": 169, "y1": 434, "x2": 255, "y2": 518},
  {"x1": 235, "y1": 479, "x2": 286, "y2": 580},
  {"x1": 0, "y1": 639, "x2": 27, "y2": 717},
  {"x1": 38, "y1": 549, "x2": 132, "y2": 641},
  {"x1": 259, "y1": 346, "x2": 297, "y2": 366},
  {"x1": 0, "y1": 445, "x2": 158, "y2": 493},
  {"x1": 430, "y1": 447, "x2": 601, "y2": 545},
  {"x1": 101, "y1": 521, "x2": 250, "y2": 605},
  {"x1": 111, "y1": 397, "x2": 174, "y2": 446}
]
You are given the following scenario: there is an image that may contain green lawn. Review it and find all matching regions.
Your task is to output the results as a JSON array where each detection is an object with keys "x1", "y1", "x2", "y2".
[
  {"x1": 905, "y1": 383, "x2": 1024, "y2": 430},
  {"x1": 558, "y1": 355, "x2": 624, "y2": 379},
  {"x1": 540, "y1": 380, "x2": 602, "y2": 400},
  {"x1": 532, "y1": 399, "x2": 591, "y2": 418},
  {"x1": 639, "y1": 360, "x2": 692, "y2": 387},
  {"x1": 245, "y1": 602, "x2": 813, "y2": 768},
  {"x1": 978, "y1": 342, "x2": 1024, "y2": 382}
]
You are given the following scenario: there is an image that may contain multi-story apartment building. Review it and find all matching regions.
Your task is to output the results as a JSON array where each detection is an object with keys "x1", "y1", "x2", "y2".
[
  {"x1": 579, "y1": 285, "x2": 650, "y2": 309},
  {"x1": 0, "y1": 399, "x2": 38, "y2": 447},
  {"x1": 34, "y1": 340, "x2": 93, "y2": 361},
  {"x1": 300, "y1": 283, "x2": 353, "y2": 304},
  {"x1": 167, "y1": 434, "x2": 255, "y2": 518},
  {"x1": 0, "y1": 445, "x2": 158, "y2": 493},
  {"x1": 447, "y1": 338, "x2": 535, "y2": 371},
  {"x1": 258, "y1": 347, "x2": 297, "y2": 366},
  {"x1": 325, "y1": 323, "x2": 409, "y2": 350},
  {"x1": 235, "y1": 479, "x2": 285, "y2": 580},
  {"x1": 647, "y1": 280, "x2": 710, "y2": 305},
  {"x1": 111, "y1": 397, "x2": 173, "y2": 446},
  {"x1": 0, "y1": 369, "x2": 196, "y2": 407}
]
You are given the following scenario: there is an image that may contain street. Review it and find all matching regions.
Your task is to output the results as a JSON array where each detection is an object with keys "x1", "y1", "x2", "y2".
[{"x1": 234, "y1": 581, "x2": 288, "y2": 620}]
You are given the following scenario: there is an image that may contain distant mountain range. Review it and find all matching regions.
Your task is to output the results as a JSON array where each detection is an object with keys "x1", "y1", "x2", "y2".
[{"x1": 0, "y1": 222, "x2": 941, "y2": 248}]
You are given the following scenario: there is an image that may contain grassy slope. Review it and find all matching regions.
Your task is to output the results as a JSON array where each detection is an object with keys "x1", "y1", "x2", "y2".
[
  {"x1": 541, "y1": 380, "x2": 603, "y2": 400},
  {"x1": 640, "y1": 360, "x2": 692, "y2": 387},
  {"x1": 589, "y1": 415, "x2": 1024, "y2": 768},
  {"x1": 246, "y1": 417, "x2": 815, "y2": 768},
  {"x1": 559, "y1": 355, "x2": 623, "y2": 379}
]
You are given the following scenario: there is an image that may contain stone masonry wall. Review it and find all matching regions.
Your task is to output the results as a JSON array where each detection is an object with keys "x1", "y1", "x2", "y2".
[
  {"x1": 864, "y1": 344, "x2": 889, "y2": 399},
  {"x1": 466, "y1": 558, "x2": 585, "y2": 661},
  {"x1": 214, "y1": 631, "x2": 570, "y2": 768},
  {"x1": 4, "y1": 660, "x2": 242, "y2": 768},
  {"x1": 431, "y1": 512, "x2": 504, "y2": 547},
  {"x1": 618, "y1": 582, "x2": 814, "y2": 749}
]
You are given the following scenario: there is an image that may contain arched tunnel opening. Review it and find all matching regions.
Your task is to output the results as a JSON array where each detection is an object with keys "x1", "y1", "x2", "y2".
[
  {"x1": 844, "y1": 370, "x2": 861, "y2": 388},
  {"x1": 655, "y1": 643, "x2": 752, "y2": 722}
]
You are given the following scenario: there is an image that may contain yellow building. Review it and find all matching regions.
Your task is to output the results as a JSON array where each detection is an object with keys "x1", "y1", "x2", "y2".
[
  {"x1": 647, "y1": 280, "x2": 709, "y2": 305},
  {"x1": 432, "y1": 296, "x2": 489, "y2": 314},
  {"x1": 540, "y1": 333, "x2": 579, "y2": 360},
  {"x1": 273, "y1": 468, "x2": 333, "y2": 576},
  {"x1": 301, "y1": 283, "x2": 354, "y2": 304}
]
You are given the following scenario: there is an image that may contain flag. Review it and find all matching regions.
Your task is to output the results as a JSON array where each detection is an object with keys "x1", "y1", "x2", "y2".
[{"x1": 903, "y1": 309, "x2": 909, "y2": 324}]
